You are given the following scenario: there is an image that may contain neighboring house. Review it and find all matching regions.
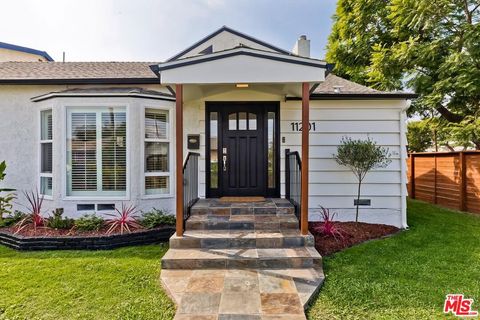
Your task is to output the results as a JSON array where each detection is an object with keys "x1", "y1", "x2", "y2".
[
  {"x1": 0, "y1": 41, "x2": 54, "y2": 62},
  {"x1": 0, "y1": 26, "x2": 415, "y2": 228}
]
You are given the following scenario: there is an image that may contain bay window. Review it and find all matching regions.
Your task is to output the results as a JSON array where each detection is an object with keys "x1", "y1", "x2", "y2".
[
  {"x1": 40, "y1": 109, "x2": 53, "y2": 196},
  {"x1": 144, "y1": 108, "x2": 170, "y2": 195},
  {"x1": 66, "y1": 107, "x2": 127, "y2": 197}
]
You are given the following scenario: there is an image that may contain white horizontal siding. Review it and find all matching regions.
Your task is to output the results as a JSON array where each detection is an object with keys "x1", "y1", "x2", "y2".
[
  {"x1": 282, "y1": 133, "x2": 400, "y2": 146},
  {"x1": 280, "y1": 120, "x2": 400, "y2": 133},
  {"x1": 281, "y1": 108, "x2": 401, "y2": 121},
  {"x1": 280, "y1": 145, "x2": 401, "y2": 159}
]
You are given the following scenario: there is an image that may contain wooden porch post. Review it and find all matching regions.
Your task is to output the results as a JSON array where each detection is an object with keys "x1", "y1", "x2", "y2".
[
  {"x1": 301, "y1": 82, "x2": 309, "y2": 235},
  {"x1": 176, "y1": 84, "x2": 184, "y2": 236}
]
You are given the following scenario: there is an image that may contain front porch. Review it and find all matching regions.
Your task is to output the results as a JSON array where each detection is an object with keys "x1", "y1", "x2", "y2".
[{"x1": 157, "y1": 45, "x2": 327, "y2": 319}]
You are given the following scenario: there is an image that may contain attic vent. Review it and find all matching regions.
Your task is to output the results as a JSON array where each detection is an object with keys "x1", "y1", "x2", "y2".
[
  {"x1": 198, "y1": 45, "x2": 213, "y2": 55},
  {"x1": 333, "y1": 85, "x2": 344, "y2": 93}
]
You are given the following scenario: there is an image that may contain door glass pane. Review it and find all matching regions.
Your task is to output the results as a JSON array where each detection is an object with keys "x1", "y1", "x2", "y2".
[
  {"x1": 238, "y1": 112, "x2": 247, "y2": 130},
  {"x1": 267, "y1": 112, "x2": 275, "y2": 188},
  {"x1": 210, "y1": 112, "x2": 218, "y2": 188},
  {"x1": 248, "y1": 113, "x2": 257, "y2": 130},
  {"x1": 229, "y1": 113, "x2": 237, "y2": 130}
]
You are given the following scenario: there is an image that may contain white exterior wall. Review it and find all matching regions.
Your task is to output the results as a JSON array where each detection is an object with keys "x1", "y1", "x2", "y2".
[
  {"x1": 0, "y1": 84, "x2": 408, "y2": 227},
  {"x1": 182, "y1": 87, "x2": 408, "y2": 228},
  {"x1": 0, "y1": 85, "x2": 176, "y2": 218}
]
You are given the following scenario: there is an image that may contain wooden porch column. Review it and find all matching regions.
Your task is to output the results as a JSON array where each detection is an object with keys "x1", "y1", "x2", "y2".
[
  {"x1": 175, "y1": 84, "x2": 184, "y2": 236},
  {"x1": 301, "y1": 82, "x2": 309, "y2": 235}
]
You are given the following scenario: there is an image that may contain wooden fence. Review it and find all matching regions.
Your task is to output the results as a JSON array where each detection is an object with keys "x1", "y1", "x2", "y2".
[{"x1": 407, "y1": 151, "x2": 480, "y2": 213}]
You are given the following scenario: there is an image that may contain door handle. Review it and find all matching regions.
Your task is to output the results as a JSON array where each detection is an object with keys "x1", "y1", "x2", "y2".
[{"x1": 223, "y1": 155, "x2": 227, "y2": 171}]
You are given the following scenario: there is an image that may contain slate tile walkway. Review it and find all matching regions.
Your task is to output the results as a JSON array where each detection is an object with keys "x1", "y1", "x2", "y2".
[
  {"x1": 161, "y1": 198, "x2": 324, "y2": 319},
  {"x1": 162, "y1": 267, "x2": 324, "y2": 320}
]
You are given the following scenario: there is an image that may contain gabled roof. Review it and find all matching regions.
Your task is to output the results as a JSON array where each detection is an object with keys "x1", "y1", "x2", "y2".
[
  {"x1": 167, "y1": 26, "x2": 291, "y2": 61},
  {"x1": 159, "y1": 46, "x2": 327, "y2": 71},
  {"x1": 156, "y1": 46, "x2": 327, "y2": 85},
  {"x1": 0, "y1": 61, "x2": 159, "y2": 84},
  {"x1": 0, "y1": 42, "x2": 54, "y2": 61}
]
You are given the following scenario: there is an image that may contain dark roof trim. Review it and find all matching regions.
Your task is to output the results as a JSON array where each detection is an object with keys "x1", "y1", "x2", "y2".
[
  {"x1": 0, "y1": 41, "x2": 54, "y2": 61},
  {"x1": 159, "y1": 50, "x2": 327, "y2": 72},
  {"x1": 0, "y1": 78, "x2": 159, "y2": 85},
  {"x1": 167, "y1": 26, "x2": 291, "y2": 61},
  {"x1": 286, "y1": 93, "x2": 418, "y2": 100},
  {"x1": 32, "y1": 92, "x2": 175, "y2": 102}
]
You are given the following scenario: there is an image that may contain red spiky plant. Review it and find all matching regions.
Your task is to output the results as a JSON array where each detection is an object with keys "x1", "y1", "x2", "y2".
[
  {"x1": 313, "y1": 206, "x2": 344, "y2": 242},
  {"x1": 105, "y1": 203, "x2": 141, "y2": 235},
  {"x1": 15, "y1": 189, "x2": 45, "y2": 234}
]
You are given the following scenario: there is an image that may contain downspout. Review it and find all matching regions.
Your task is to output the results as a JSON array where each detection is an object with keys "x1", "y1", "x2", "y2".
[{"x1": 399, "y1": 100, "x2": 411, "y2": 229}]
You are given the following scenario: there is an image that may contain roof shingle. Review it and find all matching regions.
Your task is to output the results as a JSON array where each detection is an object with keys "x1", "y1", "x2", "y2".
[{"x1": 0, "y1": 61, "x2": 159, "y2": 83}]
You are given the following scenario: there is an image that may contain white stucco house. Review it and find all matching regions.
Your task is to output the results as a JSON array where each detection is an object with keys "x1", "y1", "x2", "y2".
[{"x1": 0, "y1": 26, "x2": 415, "y2": 232}]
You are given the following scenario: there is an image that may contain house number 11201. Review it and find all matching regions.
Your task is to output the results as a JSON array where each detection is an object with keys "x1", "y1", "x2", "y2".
[{"x1": 290, "y1": 122, "x2": 316, "y2": 131}]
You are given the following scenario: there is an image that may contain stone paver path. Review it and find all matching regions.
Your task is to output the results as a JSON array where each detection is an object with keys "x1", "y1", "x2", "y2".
[
  {"x1": 162, "y1": 267, "x2": 324, "y2": 319},
  {"x1": 161, "y1": 198, "x2": 325, "y2": 319}
]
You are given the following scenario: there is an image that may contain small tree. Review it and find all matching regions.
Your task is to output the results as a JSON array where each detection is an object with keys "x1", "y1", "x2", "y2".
[{"x1": 334, "y1": 137, "x2": 391, "y2": 222}]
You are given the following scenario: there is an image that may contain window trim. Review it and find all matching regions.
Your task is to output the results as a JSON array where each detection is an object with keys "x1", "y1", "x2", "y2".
[
  {"x1": 141, "y1": 105, "x2": 174, "y2": 199},
  {"x1": 39, "y1": 107, "x2": 53, "y2": 199},
  {"x1": 63, "y1": 104, "x2": 131, "y2": 201}
]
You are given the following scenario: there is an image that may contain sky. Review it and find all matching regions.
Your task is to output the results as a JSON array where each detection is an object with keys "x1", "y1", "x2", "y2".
[{"x1": 0, "y1": 0, "x2": 337, "y2": 62}]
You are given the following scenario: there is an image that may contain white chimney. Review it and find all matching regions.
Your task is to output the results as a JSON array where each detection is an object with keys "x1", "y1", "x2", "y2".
[{"x1": 292, "y1": 35, "x2": 310, "y2": 58}]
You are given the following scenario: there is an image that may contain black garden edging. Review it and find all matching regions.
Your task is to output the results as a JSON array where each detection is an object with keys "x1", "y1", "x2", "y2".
[{"x1": 0, "y1": 227, "x2": 175, "y2": 251}]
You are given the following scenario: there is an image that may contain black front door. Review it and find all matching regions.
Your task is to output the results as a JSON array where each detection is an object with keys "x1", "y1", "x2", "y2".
[
  {"x1": 221, "y1": 105, "x2": 265, "y2": 196},
  {"x1": 206, "y1": 102, "x2": 280, "y2": 198}
]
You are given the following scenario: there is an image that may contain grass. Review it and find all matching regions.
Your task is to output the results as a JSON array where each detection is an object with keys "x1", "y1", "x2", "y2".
[
  {"x1": 307, "y1": 199, "x2": 480, "y2": 319},
  {"x1": 0, "y1": 199, "x2": 479, "y2": 319},
  {"x1": 0, "y1": 244, "x2": 175, "y2": 320}
]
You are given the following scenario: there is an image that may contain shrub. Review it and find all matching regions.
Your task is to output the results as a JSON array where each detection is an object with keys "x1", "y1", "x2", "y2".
[
  {"x1": 74, "y1": 214, "x2": 104, "y2": 232},
  {"x1": 0, "y1": 211, "x2": 26, "y2": 228},
  {"x1": 47, "y1": 208, "x2": 74, "y2": 230},
  {"x1": 105, "y1": 203, "x2": 141, "y2": 235},
  {"x1": 0, "y1": 161, "x2": 16, "y2": 221},
  {"x1": 140, "y1": 208, "x2": 175, "y2": 229},
  {"x1": 15, "y1": 189, "x2": 45, "y2": 233}
]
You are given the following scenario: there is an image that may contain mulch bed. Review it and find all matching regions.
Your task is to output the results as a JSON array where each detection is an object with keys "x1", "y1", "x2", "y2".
[
  {"x1": 0, "y1": 225, "x2": 165, "y2": 237},
  {"x1": 309, "y1": 221, "x2": 400, "y2": 256}
]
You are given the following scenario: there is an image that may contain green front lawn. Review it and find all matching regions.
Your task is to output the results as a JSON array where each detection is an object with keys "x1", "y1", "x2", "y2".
[
  {"x1": 0, "y1": 244, "x2": 175, "y2": 320},
  {"x1": 0, "y1": 199, "x2": 479, "y2": 319},
  {"x1": 307, "y1": 199, "x2": 480, "y2": 319}
]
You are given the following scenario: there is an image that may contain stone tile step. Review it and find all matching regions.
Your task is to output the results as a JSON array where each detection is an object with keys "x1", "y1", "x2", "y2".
[
  {"x1": 169, "y1": 230, "x2": 315, "y2": 249},
  {"x1": 191, "y1": 198, "x2": 295, "y2": 216},
  {"x1": 161, "y1": 247, "x2": 322, "y2": 270},
  {"x1": 185, "y1": 214, "x2": 299, "y2": 231}
]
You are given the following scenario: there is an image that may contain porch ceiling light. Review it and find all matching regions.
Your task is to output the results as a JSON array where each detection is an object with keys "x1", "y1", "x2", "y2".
[{"x1": 236, "y1": 83, "x2": 249, "y2": 88}]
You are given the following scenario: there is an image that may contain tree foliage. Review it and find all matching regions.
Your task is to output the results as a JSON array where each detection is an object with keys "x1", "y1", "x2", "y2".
[
  {"x1": 334, "y1": 137, "x2": 391, "y2": 222},
  {"x1": 327, "y1": 0, "x2": 480, "y2": 147}
]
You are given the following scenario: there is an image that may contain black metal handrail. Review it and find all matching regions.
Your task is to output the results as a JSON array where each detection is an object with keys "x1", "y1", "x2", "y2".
[
  {"x1": 285, "y1": 149, "x2": 301, "y2": 221},
  {"x1": 183, "y1": 152, "x2": 199, "y2": 225}
]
